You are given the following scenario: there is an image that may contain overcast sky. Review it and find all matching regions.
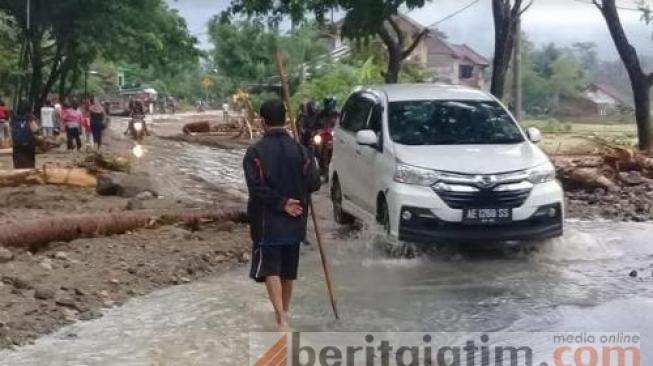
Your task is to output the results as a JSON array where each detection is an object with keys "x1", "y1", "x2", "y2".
[{"x1": 166, "y1": 0, "x2": 653, "y2": 59}]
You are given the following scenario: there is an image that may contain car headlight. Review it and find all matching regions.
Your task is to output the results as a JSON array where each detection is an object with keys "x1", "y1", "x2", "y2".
[
  {"x1": 134, "y1": 122, "x2": 143, "y2": 132},
  {"x1": 393, "y1": 164, "x2": 441, "y2": 186},
  {"x1": 313, "y1": 135, "x2": 322, "y2": 145},
  {"x1": 526, "y1": 163, "x2": 556, "y2": 184}
]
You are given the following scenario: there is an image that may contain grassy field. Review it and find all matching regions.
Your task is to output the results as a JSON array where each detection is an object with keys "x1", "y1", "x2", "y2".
[{"x1": 521, "y1": 119, "x2": 637, "y2": 155}]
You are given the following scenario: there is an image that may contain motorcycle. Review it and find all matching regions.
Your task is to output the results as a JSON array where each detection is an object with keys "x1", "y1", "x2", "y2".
[
  {"x1": 127, "y1": 117, "x2": 147, "y2": 143},
  {"x1": 311, "y1": 114, "x2": 337, "y2": 182}
]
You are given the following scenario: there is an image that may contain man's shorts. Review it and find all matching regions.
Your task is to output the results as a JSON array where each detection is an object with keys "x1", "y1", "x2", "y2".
[{"x1": 249, "y1": 244, "x2": 301, "y2": 283}]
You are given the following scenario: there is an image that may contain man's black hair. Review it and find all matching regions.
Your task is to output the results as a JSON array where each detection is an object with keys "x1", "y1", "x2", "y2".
[
  {"x1": 260, "y1": 99, "x2": 286, "y2": 127},
  {"x1": 16, "y1": 99, "x2": 30, "y2": 116}
]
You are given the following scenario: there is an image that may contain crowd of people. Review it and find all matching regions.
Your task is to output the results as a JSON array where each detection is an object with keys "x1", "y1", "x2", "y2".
[{"x1": 0, "y1": 96, "x2": 110, "y2": 169}]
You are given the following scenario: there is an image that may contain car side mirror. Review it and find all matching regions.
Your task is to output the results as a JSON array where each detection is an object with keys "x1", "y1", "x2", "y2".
[
  {"x1": 527, "y1": 127, "x2": 542, "y2": 143},
  {"x1": 356, "y1": 129, "x2": 379, "y2": 147}
]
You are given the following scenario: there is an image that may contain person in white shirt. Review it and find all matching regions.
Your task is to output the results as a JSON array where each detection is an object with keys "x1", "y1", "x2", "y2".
[{"x1": 40, "y1": 100, "x2": 56, "y2": 137}]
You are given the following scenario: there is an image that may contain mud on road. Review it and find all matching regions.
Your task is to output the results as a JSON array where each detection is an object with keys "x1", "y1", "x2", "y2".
[
  {"x1": 1, "y1": 111, "x2": 652, "y2": 352},
  {"x1": 0, "y1": 118, "x2": 251, "y2": 349}
]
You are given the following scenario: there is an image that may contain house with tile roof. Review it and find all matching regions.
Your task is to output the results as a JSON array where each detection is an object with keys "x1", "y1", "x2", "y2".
[{"x1": 326, "y1": 13, "x2": 490, "y2": 88}]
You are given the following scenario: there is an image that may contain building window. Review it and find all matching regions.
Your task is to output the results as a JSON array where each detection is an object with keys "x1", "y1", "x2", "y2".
[{"x1": 459, "y1": 65, "x2": 474, "y2": 79}]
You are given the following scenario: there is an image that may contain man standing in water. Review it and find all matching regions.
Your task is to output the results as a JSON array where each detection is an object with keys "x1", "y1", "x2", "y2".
[{"x1": 243, "y1": 99, "x2": 321, "y2": 327}]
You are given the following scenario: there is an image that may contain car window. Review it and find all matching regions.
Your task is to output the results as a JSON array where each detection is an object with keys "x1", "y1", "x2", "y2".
[
  {"x1": 341, "y1": 95, "x2": 373, "y2": 133},
  {"x1": 339, "y1": 96, "x2": 356, "y2": 131},
  {"x1": 388, "y1": 100, "x2": 524, "y2": 146},
  {"x1": 369, "y1": 104, "x2": 382, "y2": 134}
]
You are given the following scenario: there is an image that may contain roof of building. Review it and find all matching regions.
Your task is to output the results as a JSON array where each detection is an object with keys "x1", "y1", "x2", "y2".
[
  {"x1": 585, "y1": 82, "x2": 633, "y2": 108},
  {"x1": 334, "y1": 12, "x2": 489, "y2": 67},
  {"x1": 450, "y1": 44, "x2": 490, "y2": 66},
  {"x1": 361, "y1": 83, "x2": 494, "y2": 102}
]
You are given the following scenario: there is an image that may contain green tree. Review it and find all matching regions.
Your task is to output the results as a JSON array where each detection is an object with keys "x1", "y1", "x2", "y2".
[
  {"x1": 207, "y1": 19, "x2": 327, "y2": 97},
  {"x1": 0, "y1": 12, "x2": 20, "y2": 101},
  {"x1": 222, "y1": 0, "x2": 432, "y2": 84},
  {"x1": 572, "y1": 42, "x2": 598, "y2": 79},
  {"x1": 549, "y1": 54, "x2": 582, "y2": 98},
  {"x1": 208, "y1": 20, "x2": 276, "y2": 92},
  {"x1": 0, "y1": 0, "x2": 199, "y2": 109}
]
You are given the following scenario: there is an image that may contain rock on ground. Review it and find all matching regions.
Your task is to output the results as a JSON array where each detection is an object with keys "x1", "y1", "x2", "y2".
[
  {"x1": 0, "y1": 247, "x2": 13, "y2": 263},
  {"x1": 96, "y1": 172, "x2": 158, "y2": 198}
]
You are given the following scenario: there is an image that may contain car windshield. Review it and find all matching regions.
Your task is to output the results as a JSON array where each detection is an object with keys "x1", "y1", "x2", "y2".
[{"x1": 388, "y1": 100, "x2": 525, "y2": 145}]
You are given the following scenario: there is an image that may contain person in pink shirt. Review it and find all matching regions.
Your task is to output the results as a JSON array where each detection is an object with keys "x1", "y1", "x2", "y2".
[{"x1": 62, "y1": 101, "x2": 83, "y2": 151}]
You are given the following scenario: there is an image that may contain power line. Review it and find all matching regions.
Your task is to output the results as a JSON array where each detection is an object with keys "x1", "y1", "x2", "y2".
[
  {"x1": 427, "y1": 0, "x2": 482, "y2": 28},
  {"x1": 570, "y1": 0, "x2": 643, "y2": 12}
]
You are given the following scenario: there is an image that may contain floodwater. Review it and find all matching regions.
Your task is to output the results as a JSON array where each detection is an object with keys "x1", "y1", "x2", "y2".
[{"x1": 1, "y1": 127, "x2": 652, "y2": 365}]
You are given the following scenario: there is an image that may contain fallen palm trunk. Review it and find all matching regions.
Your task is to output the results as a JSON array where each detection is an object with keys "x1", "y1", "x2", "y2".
[
  {"x1": 183, "y1": 121, "x2": 212, "y2": 134},
  {"x1": 565, "y1": 167, "x2": 620, "y2": 192},
  {"x1": 0, "y1": 167, "x2": 97, "y2": 187},
  {"x1": 0, "y1": 208, "x2": 247, "y2": 249}
]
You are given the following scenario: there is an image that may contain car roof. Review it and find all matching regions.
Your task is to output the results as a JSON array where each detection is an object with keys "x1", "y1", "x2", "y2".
[{"x1": 360, "y1": 83, "x2": 494, "y2": 102}]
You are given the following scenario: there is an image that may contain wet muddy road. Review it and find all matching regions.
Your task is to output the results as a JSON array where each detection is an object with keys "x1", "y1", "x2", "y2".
[{"x1": 1, "y1": 129, "x2": 652, "y2": 365}]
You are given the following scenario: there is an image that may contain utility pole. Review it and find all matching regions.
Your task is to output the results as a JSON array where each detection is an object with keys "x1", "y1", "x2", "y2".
[{"x1": 512, "y1": 16, "x2": 522, "y2": 121}]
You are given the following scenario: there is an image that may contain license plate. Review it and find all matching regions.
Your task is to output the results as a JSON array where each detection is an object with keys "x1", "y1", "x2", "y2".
[{"x1": 463, "y1": 208, "x2": 512, "y2": 225}]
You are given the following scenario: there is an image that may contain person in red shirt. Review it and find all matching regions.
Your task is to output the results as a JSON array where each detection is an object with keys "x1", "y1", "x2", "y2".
[{"x1": 0, "y1": 99, "x2": 10, "y2": 146}]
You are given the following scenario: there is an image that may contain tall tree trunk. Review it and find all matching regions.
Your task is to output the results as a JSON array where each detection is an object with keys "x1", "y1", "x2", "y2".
[
  {"x1": 28, "y1": 38, "x2": 43, "y2": 112},
  {"x1": 595, "y1": 0, "x2": 653, "y2": 150},
  {"x1": 632, "y1": 80, "x2": 651, "y2": 151},
  {"x1": 385, "y1": 46, "x2": 402, "y2": 84},
  {"x1": 490, "y1": 0, "x2": 526, "y2": 99},
  {"x1": 377, "y1": 19, "x2": 429, "y2": 85},
  {"x1": 39, "y1": 45, "x2": 64, "y2": 105}
]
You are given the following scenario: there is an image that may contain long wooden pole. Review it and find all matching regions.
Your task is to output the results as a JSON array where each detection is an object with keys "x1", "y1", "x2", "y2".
[{"x1": 274, "y1": 47, "x2": 339, "y2": 320}]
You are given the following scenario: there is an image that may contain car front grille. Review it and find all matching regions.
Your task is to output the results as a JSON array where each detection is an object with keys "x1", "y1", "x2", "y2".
[{"x1": 435, "y1": 188, "x2": 531, "y2": 209}]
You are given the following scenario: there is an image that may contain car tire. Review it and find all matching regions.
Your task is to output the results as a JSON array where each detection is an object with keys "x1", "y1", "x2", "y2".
[
  {"x1": 378, "y1": 198, "x2": 391, "y2": 235},
  {"x1": 331, "y1": 178, "x2": 355, "y2": 225}
]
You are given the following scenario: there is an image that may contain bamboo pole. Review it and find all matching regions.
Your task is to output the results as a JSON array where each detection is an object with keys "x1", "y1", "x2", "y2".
[{"x1": 274, "y1": 46, "x2": 339, "y2": 320}]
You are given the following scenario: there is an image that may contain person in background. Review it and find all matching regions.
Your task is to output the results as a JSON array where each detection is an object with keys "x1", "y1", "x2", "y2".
[
  {"x1": 0, "y1": 99, "x2": 10, "y2": 146},
  {"x1": 40, "y1": 100, "x2": 56, "y2": 137},
  {"x1": 103, "y1": 101, "x2": 111, "y2": 129},
  {"x1": 11, "y1": 100, "x2": 38, "y2": 169},
  {"x1": 89, "y1": 97, "x2": 106, "y2": 151},
  {"x1": 244, "y1": 99, "x2": 321, "y2": 328},
  {"x1": 62, "y1": 101, "x2": 83, "y2": 151},
  {"x1": 53, "y1": 98, "x2": 63, "y2": 133},
  {"x1": 80, "y1": 99, "x2": 93, "y2": 148}
]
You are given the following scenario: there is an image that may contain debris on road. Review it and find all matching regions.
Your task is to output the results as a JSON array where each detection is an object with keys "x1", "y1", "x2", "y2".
[{"x1": 0, "y1": 167, "x2": 97, "y2": 188}]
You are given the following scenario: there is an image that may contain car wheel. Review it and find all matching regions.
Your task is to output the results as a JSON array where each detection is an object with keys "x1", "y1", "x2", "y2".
[
  {"x1": 378, "y1": 199, "x2": 391, "y2": 235},
  {"x1": 331, "y1": 178, "x2": 355, "y2": 225}
]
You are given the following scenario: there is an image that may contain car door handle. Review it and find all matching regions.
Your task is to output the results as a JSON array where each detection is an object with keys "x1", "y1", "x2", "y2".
[
  {"x1": 355, "y1": 149, "x2": 361, "y2": 155},
  {"x1": 338, "y1": 138, "x2": 345, "y2": 144}
]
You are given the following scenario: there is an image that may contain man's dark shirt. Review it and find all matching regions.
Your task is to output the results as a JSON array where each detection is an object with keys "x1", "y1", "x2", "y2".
[{"x1": 243, "y1": 129, "x2": 321, "y2": 246}]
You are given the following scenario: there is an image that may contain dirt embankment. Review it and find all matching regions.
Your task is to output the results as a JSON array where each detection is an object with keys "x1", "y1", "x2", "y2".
[{"x1": 0, "y1": 124, "x2": 251, "y2": 349}]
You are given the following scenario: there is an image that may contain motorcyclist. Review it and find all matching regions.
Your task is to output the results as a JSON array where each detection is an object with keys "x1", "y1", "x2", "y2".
[
  {"x1": 125, "y1": 100, "x2": 149, "y2": 138},
  {"x1": 298, "y1": 100, "x2": 320, "y2": 148},
  {"x1": 318, "y1": 96, "x2": 339, "y2": 129}
]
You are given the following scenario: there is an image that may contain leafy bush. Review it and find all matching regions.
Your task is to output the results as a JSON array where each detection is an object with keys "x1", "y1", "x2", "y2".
[
  {"x1": 522, "y1": 118, "x2": 572, "y2": 133},
  {"x1": 291, "y1": 57, "x2": 384, "y2": 109}
]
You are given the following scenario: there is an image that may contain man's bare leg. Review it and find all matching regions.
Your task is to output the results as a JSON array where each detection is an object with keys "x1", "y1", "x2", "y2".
[
  {"x1": 281, "y1": 279, "x2": 294, "y2": 313},
  {"x1": 265, "y1": 276, "x2": 288, "y2": 327}
]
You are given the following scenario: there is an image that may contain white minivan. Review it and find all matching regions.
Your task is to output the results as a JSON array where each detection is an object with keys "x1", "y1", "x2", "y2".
[{"x1": 329, "y1": 84, "x2": 564, "y2": 243}]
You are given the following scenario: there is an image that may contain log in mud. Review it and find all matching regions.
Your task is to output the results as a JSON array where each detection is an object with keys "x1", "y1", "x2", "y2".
[{"x1": 0, "y1": 208, "x2": 247, "y2": 250}]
